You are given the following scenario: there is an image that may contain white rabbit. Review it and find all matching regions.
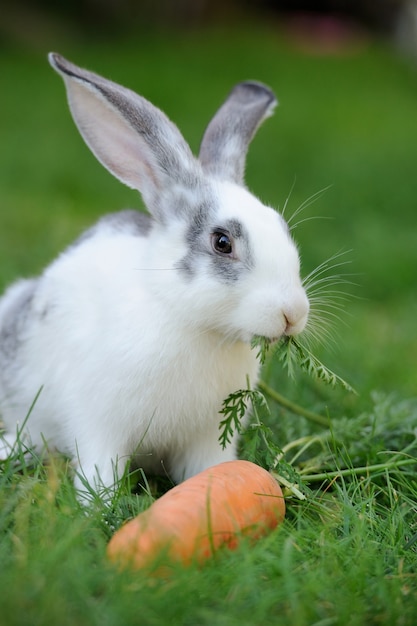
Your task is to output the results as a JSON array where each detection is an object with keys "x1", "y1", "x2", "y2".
[{"x1": 0, "y1": 53, "x2": 309, "y2": 496}]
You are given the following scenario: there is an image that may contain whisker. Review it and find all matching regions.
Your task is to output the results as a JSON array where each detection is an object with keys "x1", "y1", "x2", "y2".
[
  {"x1": 307, "y1": 285, "x2": 354, "y2": 296},
  {"x1": 287, "y1": 185, "x2": 333, "y2": 227},
  {"x1": 290, "y1": 215, "x2": 332, "y2": 231},
  {"x1": 280, "y1": 176, "x2": 297, "y2": 218},
  {"x1": 306, "y1": 286, "x2": 357, "y2": 304},
  {"x1": 304, "y1": 274, "x2": 356, "y2": 290},
  {"x1": 302, "y1": 250, "x2": 353, "y2": 285},
  {"x1": 298, "y1": 247, "x2": 358, "y2": 352},
  {"x1": 303, "y1": 324, "x2": 337, "y2": 346}
]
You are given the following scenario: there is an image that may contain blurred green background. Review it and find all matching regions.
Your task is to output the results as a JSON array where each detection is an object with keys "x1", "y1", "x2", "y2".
[{"x1": 0, "y1": 1, "x2": 416, "y2": 405}]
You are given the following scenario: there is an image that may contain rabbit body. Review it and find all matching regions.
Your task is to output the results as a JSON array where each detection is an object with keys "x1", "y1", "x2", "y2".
[{"x1": 0, "y1": 55, "x2": 309, "y2": 495}]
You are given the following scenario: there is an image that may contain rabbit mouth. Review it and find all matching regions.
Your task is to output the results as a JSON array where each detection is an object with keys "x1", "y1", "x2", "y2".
[
  {"x1": 251, "y1": 334, "x2": 280, "y2": 350},
  {"x1": 264, "y1": 335, "x2": 280, "y2": 344}
]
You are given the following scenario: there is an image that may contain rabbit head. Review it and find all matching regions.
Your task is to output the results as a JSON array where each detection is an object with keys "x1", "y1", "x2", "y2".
[{"x1": 48, "y1": 54, "x2": 309, "y2": 345}]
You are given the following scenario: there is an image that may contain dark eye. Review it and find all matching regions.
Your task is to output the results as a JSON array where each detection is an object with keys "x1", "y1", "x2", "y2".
[{"x1": 212, "y1": 231, "x2": 233, "y2": 255}]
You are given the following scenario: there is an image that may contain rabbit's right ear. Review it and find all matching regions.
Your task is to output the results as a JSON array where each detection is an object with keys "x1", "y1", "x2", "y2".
[
  {"x1": 199, "y1": 81, "x2": 277, "y2": 185},
  {"x1": 48, "y1": 53, "x2": 201, "y2": 219}
]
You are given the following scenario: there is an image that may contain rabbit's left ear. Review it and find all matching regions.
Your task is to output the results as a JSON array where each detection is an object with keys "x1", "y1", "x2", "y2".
[
  {"x1": 48, "y1": 53, "x2": 201, "y2": 219},
  {"x1": 198, "y1": 81, "x2": 277, "y2": 185}
]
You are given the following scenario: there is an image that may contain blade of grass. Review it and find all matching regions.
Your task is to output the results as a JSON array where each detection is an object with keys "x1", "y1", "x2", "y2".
[{"x1": 301, "y1": 457, "x2": 416, "y2": 482}]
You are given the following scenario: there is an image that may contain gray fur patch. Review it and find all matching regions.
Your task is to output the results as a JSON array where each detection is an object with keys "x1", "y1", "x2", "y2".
[
  {"x1": 209, "y1": 218, "x2": 253, "y2": 283},
  {"x1": 177, "y1": 210, "x2": 253, "y2": 284},
  {"x1": 97, "y1": 209, "x2": 152, "y2": 235},
  {"x1": 71, "y1": 209, "x2": 152, "y2": 249},
  {"x1": 176, "y1": 199, "x2": 212, "y2": 277},
  {"x1": 0, "y1": 280, "x2": 37, "y2": 362},
  {"x1": 225, "y1": 218, "x2": 243, "y2": 241}
]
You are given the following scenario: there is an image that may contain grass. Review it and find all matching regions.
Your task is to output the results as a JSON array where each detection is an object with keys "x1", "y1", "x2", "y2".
[{"x1": 1, "y1": 19, "x2": 417, "y2": 626}]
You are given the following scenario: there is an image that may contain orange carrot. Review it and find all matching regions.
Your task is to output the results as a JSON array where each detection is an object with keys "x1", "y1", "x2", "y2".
[{"x1": 107, "y1": 460, "x2": 285, "y2": 571}]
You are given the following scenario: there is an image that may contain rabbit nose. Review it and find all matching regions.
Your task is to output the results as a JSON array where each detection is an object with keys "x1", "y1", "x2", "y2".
[
  {"x1": 283, "y1": 294, "x2": 309, "y2": 336},
  {"x1": 284, "y1": 315, "x2": 298, "y2": 336}
]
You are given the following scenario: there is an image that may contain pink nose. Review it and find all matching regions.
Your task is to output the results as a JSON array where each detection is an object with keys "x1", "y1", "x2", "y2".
[{"x1": 283, "y1": 295, "x2": 309, "y2": 336}]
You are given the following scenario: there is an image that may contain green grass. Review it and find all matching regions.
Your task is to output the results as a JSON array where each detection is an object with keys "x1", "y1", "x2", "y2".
[{"x1": 1, "y1": 21, "x2": 417, "y2": 626}]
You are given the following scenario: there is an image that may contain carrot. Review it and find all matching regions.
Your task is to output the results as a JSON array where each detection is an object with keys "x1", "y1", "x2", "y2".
[{"x1": 107, "y1": 460, "x2": 285, "y2": 571}]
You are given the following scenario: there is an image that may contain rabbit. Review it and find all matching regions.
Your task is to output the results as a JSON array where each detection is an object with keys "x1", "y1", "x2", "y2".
[{"x1": 0, "y1": 53, "x2": 309, "y2": 497}]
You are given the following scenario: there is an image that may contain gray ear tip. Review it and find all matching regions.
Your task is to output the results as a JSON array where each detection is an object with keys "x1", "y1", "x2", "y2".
[
  {"x1": 48, "y1": 52, "x2": 60, "y2": 67},
  {"x1": 48, "y1": 52, "x2": 80, "y2": 80},
  {"x1": 48, "y1": 52, "x2": 67, "y2": 74},
  {"x1": 232, "y1": 81, "x2": 278, "y2": 109}
]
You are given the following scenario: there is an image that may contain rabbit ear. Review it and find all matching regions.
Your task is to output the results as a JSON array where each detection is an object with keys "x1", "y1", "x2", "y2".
[
  {"x1": 48, "y1": 53, "x2": 201, "y2": 218},
  {"x1": 199, "y1": 81, "x2": 277, "y2": 185}
]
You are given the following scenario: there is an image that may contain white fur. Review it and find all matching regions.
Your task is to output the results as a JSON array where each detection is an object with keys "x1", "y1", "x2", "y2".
[{"x1": 0, "y1": 55, "x2": 309, "y2": 496}]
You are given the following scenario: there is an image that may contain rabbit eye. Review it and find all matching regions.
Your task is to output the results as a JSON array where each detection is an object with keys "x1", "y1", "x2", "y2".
[{"x1": 212, "y1": 231, "x2": 233, "y2": 256}]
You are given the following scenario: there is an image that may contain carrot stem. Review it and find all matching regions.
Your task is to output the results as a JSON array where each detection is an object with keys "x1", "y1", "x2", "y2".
[
  {"x1": 272, "y1": 472, "x2": 306, "y2": 500},
  {"x1": 258, "y1": 381, "x2": 331, "y2": 428}
]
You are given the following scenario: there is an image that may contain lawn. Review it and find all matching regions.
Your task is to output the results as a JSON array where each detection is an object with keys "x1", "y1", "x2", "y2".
[{"x1": 1, "y1": 19, "x2": 417, "y2": 626}]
